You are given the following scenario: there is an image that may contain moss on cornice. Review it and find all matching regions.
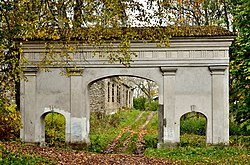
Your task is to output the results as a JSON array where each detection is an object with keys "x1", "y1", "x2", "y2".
[{"x1": 19, "y1": 26, "x2": 234, "y2": 41}]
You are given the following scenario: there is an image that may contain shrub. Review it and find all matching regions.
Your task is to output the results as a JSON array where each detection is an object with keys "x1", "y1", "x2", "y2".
[
  {"x1": 229, "y1": 120, "x2": 242, "y2": 135},
  {"x1": 88, "y1": 135, "x2": 107, "y2": 153},
  {"x1": 143, "y1": 134, "x2": 158, "y2": 148},
  {"x1": 180, "y1": 113, "x2": 206, "y2": 136},
  {"x1": 133, "y1": 97, "x2": 146, "y2": 111},
  {"x1": 0, "y1": 101, "x2": 22, "y2": 141},
  {"x1": 90, "y1": 112, "x2": 121, "y2": 132},
  {"x1": 44, "y1": 113, "x2": 65, "y2": 146},
  {"x1": 145, "y1": 100, "x2": 158, "y2": 111},
  {"x1": 180, "y1": 134, "x2": 206, "y2": 147},
  {"x1": 230, "y1": 135, "x2": 250, "y2": 147}
]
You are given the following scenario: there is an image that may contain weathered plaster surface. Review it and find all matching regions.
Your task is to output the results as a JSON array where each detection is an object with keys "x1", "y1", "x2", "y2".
[{"x1": 20, "y1": 37, "x2": 233, "y2": 147}]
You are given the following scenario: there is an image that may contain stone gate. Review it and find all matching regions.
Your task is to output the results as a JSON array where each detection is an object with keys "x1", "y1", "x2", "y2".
[{"x1": 20, "y1": 35, "x2": 234, "y2": 147}]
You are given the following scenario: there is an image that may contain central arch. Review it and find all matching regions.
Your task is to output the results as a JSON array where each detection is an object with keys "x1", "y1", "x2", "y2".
[
  {"x1": 84, "y1": 69, "x2": 163, "y2": 143},
  {"x1": 87, "y1": 74, "x2": 160, "y2": 152}
]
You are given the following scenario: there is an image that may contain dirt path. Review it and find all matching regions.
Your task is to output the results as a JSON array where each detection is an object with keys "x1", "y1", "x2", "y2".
[
  {"x1": 1, "y1": 142, "x2": 175, "y2": 165},
  {"x1": 104, "y1": 111, "x2": 156, "y2": 155},
  {"x1": 1, "y1": 111, "x2": 167, "y2": 164},
  {"x1": 103, "y1": 111, "x2": 145, "y2": 154},
  {"x1": 135, "y1": 111, "x2": 156, "y2": 154},
  {"x1": 140, "y1": 111, "x2": 155, "y2": 130}
]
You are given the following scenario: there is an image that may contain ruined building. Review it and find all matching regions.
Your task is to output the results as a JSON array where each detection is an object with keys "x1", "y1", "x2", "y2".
[{"x1": 89, "y1": 77, "x2": 133, "y2": 115}]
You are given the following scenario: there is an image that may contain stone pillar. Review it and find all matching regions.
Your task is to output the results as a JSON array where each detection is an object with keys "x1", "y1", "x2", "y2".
[
  {"x1": 159, "y1": 67, "x2": 178, "y2": 147},
  {"x1": 120, "y1": 85, "x2": 124, "y2": 107},
  {"x1": 114, "y1": 84, "x2": 117, "y2": 112},
  {"x1": 209, "y1": 66, "x2": 229, "y2": 145},
  {"x1": 20, "y1": 68, "x2": 38, "y2": 143},
  {"x1": 68, "y1": 68, "x2": 89, "y2": 146},
  {"x1": 130, "y1": 89, "x2": 133, "y2": 108}
]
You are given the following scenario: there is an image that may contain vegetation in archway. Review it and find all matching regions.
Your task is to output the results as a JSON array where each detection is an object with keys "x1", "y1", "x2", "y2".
[
  {"x1": 133, "y1": 97, "x2": 158, "y2": 111},
  {"x1": 89, "y1": 108, "x2": 139, "y2": 153},
  {"x1": 44, "y1": 112, "x2": 66, "y2": 147},
  {"x1": 180, "y1": 112, "x2": 207, "y2": 147},
  {"x1": 89, "y1": 108, "x2": 159, "y2": 154},
  {"x1": 131, "y1": 77, "x2": 158, "y2": 111}
]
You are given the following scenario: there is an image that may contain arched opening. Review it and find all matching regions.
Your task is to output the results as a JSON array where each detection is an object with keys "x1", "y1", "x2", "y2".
[
  {"x1": 41, "y1": 112, "x2": 66, "y2": 147},
  {"x1": 180, "y1": 112, "x2": 207, "y2": 147},
  {"x1": 88, "y1": 75, "x2": 159, "y2": 154}
]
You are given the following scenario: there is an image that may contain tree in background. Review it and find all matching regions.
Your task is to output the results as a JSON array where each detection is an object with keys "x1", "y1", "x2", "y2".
[
  {"x1": 124, "y1": 77, "x2": 158, "y2": 111},
  {"x1": 0, "y1": 0, "x2": 165, "y2": 105},
  {"x1": 160, "y1": 0, "x2": 232, "y2": 28},
  {"x1": 0, "y1": 0, "x2": 160, "y2": 139},
  {"x1": 158, "y1": 0, "x2": 249, "y2": 134},
  {"x1": 124, "y1": 77, "x2": 158, "y2": 101},
  {"x1": 229, "y1": 0, "x2": 250, "y2": 134},
  {"x1": 0, "y1": 0, "x2": 249, "y2": 134}
]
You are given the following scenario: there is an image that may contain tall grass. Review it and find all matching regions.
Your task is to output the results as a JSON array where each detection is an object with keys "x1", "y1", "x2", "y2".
[{"x1": 88, "y1": 109, "x2": 141, "y2": 153}]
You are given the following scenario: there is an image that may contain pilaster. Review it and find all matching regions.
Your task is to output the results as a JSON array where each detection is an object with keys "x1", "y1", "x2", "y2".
[
  {"x1": 159, "y1": 67, "x2": 178, "y2": 147},
  {"x1": 20, "y1": 68, "x2": 38, "y2": 143},
  {"x1": 209, "y1": 66, "x2": 229, "y2": 145},
  {"x1": 68, "y1": 68, "x2": 89, "y2": 145}
]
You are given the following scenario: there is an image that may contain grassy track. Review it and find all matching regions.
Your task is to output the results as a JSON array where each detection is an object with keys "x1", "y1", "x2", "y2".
[
  {"x1": 89, "y1": 109, "x2": 250, "y2": 163},
  {"x1": 144, "y1": 145, "x2": 250, "y2": 164},
  {"x1": 1, "y1": 109, "x2": 250, "y2": 164}
]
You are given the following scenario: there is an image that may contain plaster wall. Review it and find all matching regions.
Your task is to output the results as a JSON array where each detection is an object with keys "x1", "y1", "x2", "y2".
[
  {"x1": 175, "y1": 67, "x2": 212, "y2": 143},
  {"x1": 36, "y1": 69, "x2": 70, "y2": 113},
  {"x1": 20, "y1": 37, "x2": 233, "y2": 147}
]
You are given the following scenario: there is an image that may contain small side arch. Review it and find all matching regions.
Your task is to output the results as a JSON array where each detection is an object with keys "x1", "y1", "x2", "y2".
[
  {"x1": 39, "y1": 107, "x2": 71, "y2": 145},
  {"x1": 179, "y1": 111, "x2": 208, "y2": 145}
]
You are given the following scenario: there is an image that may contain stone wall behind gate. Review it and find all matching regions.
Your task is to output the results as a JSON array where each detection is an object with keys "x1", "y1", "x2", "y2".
[
  {"x1": 89, "y1": 80, "x2": 106, "y2": 114},
  {"x1": 89, "y1": 77, "x2": 133, "y2": 115}
]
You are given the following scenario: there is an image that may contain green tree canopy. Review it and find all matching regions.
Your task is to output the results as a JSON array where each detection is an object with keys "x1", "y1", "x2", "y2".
[
  {"x1": 0, "y1": 0, "x2": 234, "y2": 105},
  {"x1": 229, "y1": 0, "x2": 250, "y2": 132}
]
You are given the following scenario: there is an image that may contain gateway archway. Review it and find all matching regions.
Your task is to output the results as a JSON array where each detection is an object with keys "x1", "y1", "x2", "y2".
[
  {"x1": 88, "y1": 75, "x2": 159, "y2": 153},
  {"x1": 20, "y1": 36, "x2": 233, "y2": 147}
]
